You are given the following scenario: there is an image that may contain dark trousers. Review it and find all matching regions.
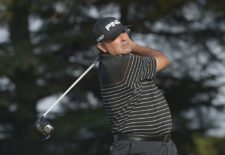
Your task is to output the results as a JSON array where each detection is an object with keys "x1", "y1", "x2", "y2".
[{"x1": 110, "y1": 140, "x2": 178, "y2": 155}]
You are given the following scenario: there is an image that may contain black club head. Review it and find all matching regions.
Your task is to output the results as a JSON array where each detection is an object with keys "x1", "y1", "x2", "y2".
[{"x1": 34, "y1": 116, "x2": 54, "y2": 141}]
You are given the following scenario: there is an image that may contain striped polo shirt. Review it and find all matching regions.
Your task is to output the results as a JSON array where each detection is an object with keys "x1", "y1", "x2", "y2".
[{"x1": 98, "y1": 52, "x2": 172, "y2": 136}]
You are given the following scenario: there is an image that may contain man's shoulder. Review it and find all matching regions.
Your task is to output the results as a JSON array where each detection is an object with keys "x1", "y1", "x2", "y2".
[
  {"x1": 100, "y1": 53, "x2": 130, "y2": 67},
  {"x1": 98, "y1": 54, "x2": 131, "y2": 86}
]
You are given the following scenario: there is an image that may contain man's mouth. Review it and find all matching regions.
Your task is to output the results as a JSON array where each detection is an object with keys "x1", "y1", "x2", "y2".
[{"x1": 122, "y1": 41, "x2": 128, "y2": 47}]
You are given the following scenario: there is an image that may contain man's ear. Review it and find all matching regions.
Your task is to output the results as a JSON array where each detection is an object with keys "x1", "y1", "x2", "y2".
[{"x1": 97, "y1": 43, "x2": 107, "y2": 53}]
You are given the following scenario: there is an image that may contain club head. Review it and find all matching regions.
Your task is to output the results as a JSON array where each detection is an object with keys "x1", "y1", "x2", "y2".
[{"x1": 34, "y1": 116, "x2": 54, "y2": 141}]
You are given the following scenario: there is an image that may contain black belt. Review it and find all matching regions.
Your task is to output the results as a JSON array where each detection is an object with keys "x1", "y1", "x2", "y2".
[{"x1": 114, "y1": 133, "x2": 171, "y2": 142}]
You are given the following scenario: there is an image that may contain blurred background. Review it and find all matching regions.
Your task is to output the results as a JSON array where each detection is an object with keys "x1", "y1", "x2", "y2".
[{"x1": 0, "y1": 0, "x2": 225, "y2": 155}]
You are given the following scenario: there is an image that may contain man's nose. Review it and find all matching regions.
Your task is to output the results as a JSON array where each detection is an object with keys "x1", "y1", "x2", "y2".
[{"x1": 119, "y1": 33, "x2": 127, "y2": 41}]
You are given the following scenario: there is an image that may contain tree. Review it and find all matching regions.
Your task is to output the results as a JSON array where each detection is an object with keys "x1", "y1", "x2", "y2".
[{"x1": 0, "y1": 0, "x2": 224, "y2": 154}]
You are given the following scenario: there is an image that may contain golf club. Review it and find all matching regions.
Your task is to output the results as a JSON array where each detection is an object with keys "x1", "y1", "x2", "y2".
[{"x1": 34, "y1": 59, "x2": 99, "y2": 140}]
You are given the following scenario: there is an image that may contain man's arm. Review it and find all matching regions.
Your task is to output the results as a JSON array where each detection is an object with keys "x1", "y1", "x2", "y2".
[{"x1": 131, "y1": 42, "x2": 170, "y2": 73}]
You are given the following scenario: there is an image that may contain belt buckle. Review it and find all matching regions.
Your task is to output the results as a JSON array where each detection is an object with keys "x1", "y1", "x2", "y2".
[{"x1": 130, "y1": 136, "x2": 144, "y2": 141}]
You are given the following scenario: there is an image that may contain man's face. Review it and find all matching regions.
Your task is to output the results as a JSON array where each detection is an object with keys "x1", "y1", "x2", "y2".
[{"x1": 97, "y1": 32, "x2": 133, "y2": 56}]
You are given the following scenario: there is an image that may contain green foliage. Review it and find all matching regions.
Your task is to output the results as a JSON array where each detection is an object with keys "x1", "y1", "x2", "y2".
[
  {"x1": 194, "y1": 135, "x2": 218, "y2": 155},
  {"x1": 0, "y1": 0, "x2": 225, "y2": 155},
  {"x1": 206, "y1": 0, "x2": 225, "y2": 12},
  {"x1": 180, "y1": 134, "x2": 225, "y2": 155}
]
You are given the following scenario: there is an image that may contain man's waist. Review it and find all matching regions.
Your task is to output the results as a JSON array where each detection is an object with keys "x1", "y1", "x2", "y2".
[{"x1": 113, "y1": 133, "x2": 171, "y2": 142}]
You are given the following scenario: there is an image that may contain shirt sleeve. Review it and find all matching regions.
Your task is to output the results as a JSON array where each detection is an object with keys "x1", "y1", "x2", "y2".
[
  {"x1": 124, "y1": 54, "x2": 157, "y2": 86},
  {"x1": 98, "y1": 53, "x2": 156, "y2": 87},
  {"x1": 141, "y1": 56, "x2": 157, "y2": 80}
]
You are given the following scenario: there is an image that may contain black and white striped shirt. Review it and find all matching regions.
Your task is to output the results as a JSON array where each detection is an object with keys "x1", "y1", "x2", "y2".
[{"x1": 98, "y1": 53, "x2": 172, "y2": 136}]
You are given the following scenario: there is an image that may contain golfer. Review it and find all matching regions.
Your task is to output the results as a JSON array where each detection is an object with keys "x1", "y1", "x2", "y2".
[{"x1": 92, "y1": 17, "x2": 178, "y2": 155}]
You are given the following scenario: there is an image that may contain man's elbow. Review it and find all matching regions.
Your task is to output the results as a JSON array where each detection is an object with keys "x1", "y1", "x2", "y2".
[
  {"x1": 164, "y1": 56, "x2": 170, "y2": 67},
  {"x1": 156, "y1": 56, "x2": 170, "y2": 72}
]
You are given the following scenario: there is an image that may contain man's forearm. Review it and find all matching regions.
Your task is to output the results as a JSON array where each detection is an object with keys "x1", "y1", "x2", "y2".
[
  {"x1": 132, "y1": 43, "x2": 164, "y2": 57},
  {"x1": 131, "y1": 43, "x2": 170, "y2": 72}
]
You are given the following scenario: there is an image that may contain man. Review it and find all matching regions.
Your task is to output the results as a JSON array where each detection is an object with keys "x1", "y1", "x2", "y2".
[{"x1": 92, "y1": 17, "x2": 178, "y2": 155}]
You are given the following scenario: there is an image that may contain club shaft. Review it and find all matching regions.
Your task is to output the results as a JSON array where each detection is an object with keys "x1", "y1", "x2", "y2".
[{"x1": 43, "y1": 60, "x2": 98, "y2": 117}]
